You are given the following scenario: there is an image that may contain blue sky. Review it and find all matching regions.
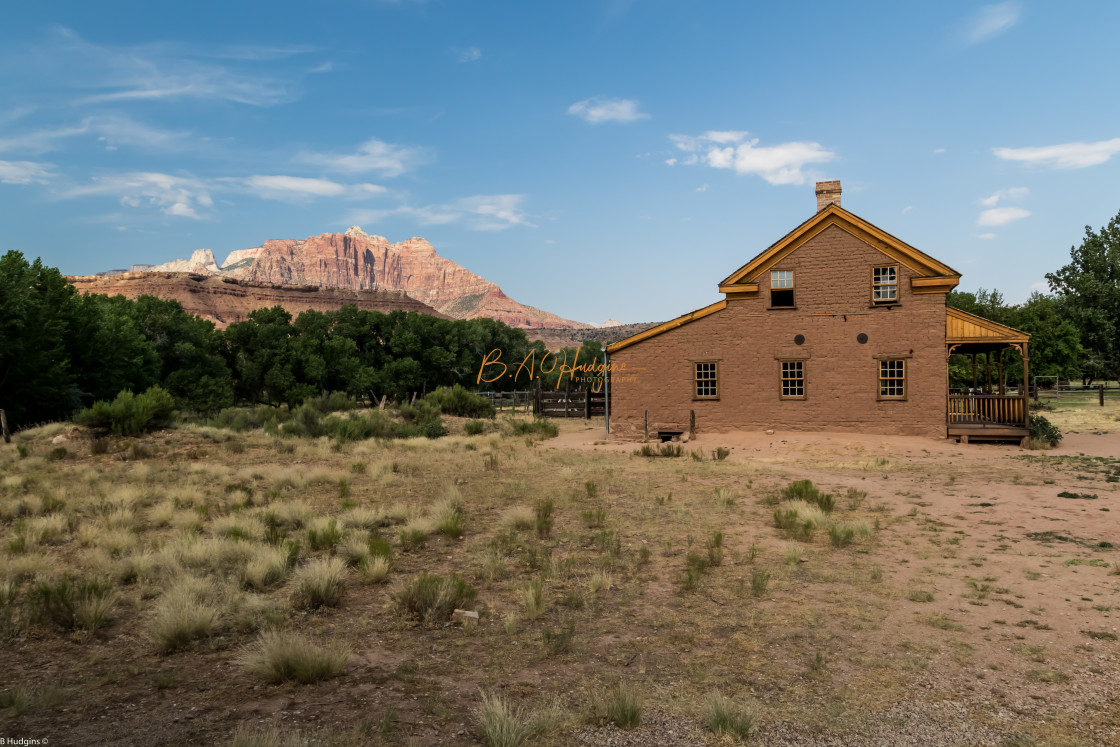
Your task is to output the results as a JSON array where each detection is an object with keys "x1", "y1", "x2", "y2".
[{"x1": 2, "y1": 1, "x2": 1118, "y2": 325}]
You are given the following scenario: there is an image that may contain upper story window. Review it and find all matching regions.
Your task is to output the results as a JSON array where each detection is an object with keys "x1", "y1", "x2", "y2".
[
  {"x1": 770, "y1": 270, "x2": 795, "y2": 308},
  {"x1": 872, "y1": 266, "x2": 898, "y2": 304}
]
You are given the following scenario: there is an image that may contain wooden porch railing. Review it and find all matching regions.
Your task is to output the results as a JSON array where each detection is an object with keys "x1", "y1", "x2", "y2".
[{"x1": 947, "y1": 394, "x2": 1026, "y2": 426}]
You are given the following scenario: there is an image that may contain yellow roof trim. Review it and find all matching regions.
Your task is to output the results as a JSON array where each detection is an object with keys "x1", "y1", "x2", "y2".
[
  {"x1": 946, "y1": 307, "x2": 1030, "y2": 344},
  {"x1": 719, "y1": 204, "x2": 961, "y2": 289},
  {"x1": 718, "y1": 282, "x2": 758, "y2": 294},
  {"x1": 911, "y1": 275, "x2": 961, "y2": 294},
  {"x1": 606, "y1": 300, "x2": 728, "y2": 354}
]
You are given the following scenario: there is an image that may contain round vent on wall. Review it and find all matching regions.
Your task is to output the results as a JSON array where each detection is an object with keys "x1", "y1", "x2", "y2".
[
  {"x1": 794, "y1": 334, "x2": 805, "y2": 345},
  {"x1": 857, "y1": 333, "x2": 868, "y2": 344}
]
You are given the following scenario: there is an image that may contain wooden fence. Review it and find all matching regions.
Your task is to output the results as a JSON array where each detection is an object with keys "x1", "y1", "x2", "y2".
[
  {"x1": 536, "y1": 389, "x2": 607, "y2": 419},
  {"x1": 477, "y1": 389, "x2": 607, "y2": 418}
]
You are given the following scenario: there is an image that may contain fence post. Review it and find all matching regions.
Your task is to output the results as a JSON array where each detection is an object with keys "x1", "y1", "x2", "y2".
[
  {"x1": 584, "y1": 390, "x2": 591, "y2": 420},
  {"x1": 689, "y1": 410, "x2": 695, "y2": 440},
  {"x1": 644, "y1": 410, "x2": 648, "y2": 440},
  {"x1": 565, "y1": 382, "x2": 572, "y2": 418},
  {"x1": 1100, "y1": 384, "x2": 1105, "y2": 407},
  {"x1": 0, "y1": 409, "x2": 8, "y2": 444}
]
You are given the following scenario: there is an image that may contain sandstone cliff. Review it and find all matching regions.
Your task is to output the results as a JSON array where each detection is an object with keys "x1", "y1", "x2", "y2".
[
  {"x1": 150, "y1": 249, "x2": 221, "y2": 274},
  {"x1": 240, "y1": 227, "x2": 588, "y2": 329},
  {"x1": 67, "y1": 273, "x2": 445, "y2": 329}
]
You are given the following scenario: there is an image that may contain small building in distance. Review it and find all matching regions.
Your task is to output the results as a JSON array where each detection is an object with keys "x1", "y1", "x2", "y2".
[{"x1": 606, "y1": 181, "x2": 1030, "y2": 444}]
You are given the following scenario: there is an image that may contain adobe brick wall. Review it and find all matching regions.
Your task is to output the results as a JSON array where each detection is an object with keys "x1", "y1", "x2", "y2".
[{"x1": 610, "y1": 224, "x2": 947, "y2": 440}]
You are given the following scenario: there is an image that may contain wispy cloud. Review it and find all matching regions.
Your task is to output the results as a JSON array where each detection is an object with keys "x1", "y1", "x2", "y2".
[
  {"x1": 964, "y1": 2, "x2": 1021, "y2": 44},
  {"x1": 978, "y1": 233, "x2": 997, "y2": 240},
  {"x1": 296, "y1": 137, "x2": 433, "y2": 177},
  {"x1": 240, "y1": 175, "x2": 386, "y2": 200},
  {"x1": 667, "y1": 131, "x2": 835, "y2": 185},
  {"x1": 62, "y1": 172, "x2": 212, "y2": 219},
  {"x1": 977, "y1": 206, "x2": 1030, "y2": 227},
  {"x1": 979, "y1": 187, "x2": 1028, "y2": 206},
  {"x1": 567, "y1": 97, "x2": 650, "y2": 124},
  {"x1": 0, "y1": 160, "x2": 54, "y2": 184},
  {"x1": 19, "y1": 28, "x2": 298, "y2": 107},
  {"x1": 348, "y1": 194, "x2": 533, "y2": 231},
  {"x1": 454, "y1": 46, "x2": 482, "y2": 63},
  {"x1": 993, "y1": 138, "x2": 1120, "y2": 169},
  {"x1": 0, "y1": 116, "x2": 191, "y2": 155}
]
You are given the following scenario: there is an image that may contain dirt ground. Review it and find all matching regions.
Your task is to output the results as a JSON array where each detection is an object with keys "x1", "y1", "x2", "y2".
[{"x1": 1, "y1": 403, "x2": 1118, "y2": 746}]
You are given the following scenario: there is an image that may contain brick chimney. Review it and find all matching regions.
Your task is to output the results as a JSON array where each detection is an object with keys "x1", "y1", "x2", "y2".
[{"x1": 815, "y1": 180, "x2": 841, "y2": 211}]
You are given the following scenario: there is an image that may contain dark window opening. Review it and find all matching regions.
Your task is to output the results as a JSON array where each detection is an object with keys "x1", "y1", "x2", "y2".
[
  {"x1": 658, "y1": 431, "x2": 683, "y2": 442},
  {"x1": 771, "y1": 289, "x2": 794, "y2": 307}
]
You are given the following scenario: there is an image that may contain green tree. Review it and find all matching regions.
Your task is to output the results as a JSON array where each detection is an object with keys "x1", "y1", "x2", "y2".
[
  {"x1": 1046, "y1": 210, "x2": 1120, "y2": 382},
  {"x1": 0, "y1": 251, "x2": 81, "y2": 426}
]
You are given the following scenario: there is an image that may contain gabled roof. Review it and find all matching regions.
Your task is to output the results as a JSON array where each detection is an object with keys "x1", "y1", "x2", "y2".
[
  {"x1": 718, "y1": 203, "x2": 961, "y2": 294},
  {"x1": 606, "y1": 300, "x2": 726, "y2": 354},
  {"x1": 946, "y1": 307, "x2": 1029, "y2": 345}
]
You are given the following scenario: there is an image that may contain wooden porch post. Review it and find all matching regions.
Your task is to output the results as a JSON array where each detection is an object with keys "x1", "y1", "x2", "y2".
[
  {"x1": 985, "y1": 353, "x2": 992, "y2": 394},
  {"x1": 971, "y1": 354, "x2": 978, "y2": 391},
  {"x1": 998, "y1": 349, "x2": 1005, "y2": 396},
  {"x1": 1021, "y1": 342, "x2": 1029, "y2": 428}
]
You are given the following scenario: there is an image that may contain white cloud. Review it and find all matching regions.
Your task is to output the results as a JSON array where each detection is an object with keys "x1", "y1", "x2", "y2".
[
  {"x1": 901, "y1": 205, "x2": 913, "y2": 214},
  {"x1": 978, "y1": 233, "x2": 997, "y2": 240},
  {"x1": 979, "y1": 186, "x2": 1028, "y2": 206},
  {"x1": 348, "y1": 194, "x2": 532, "y2": 231},
  {"x1": 241, "y1": 175, "x2": 386, "y2": 200},
  {"x1": 18, "y1": 28, "x2": 297, "y2": 107},
  {"x1": 668, "y1": 130, "x2": 835, "y2": 185},
  {"x1": 993, "y1": 138, "x2": 1120, "y2": 169},
  {"x1": 567, "y1": 97, "x2": 650, "y2": 124},
  {"x1": 0, "y1": 160, "x2": 53, "y2": 184},
  {"x1": 296, "y1": 137, "x2": 432, "y2": 177},
  {"x1": 964, "y1": 2, "x2": 1021, "y2": 44},
  {"x1": 62, "y1": 172, "x2": 212, "y2": 219},
  {"x1": 696, "y1": 184, "x2": 708, "y2": 193},
  {"x1": 0, "y1": 115, "x2": 189, "y2": 155},
  {"x1": 977, "y1": 207, "x2": 1030, "y2": 227},
  {"x1": 933, "y1": 148, "x2": 946, "y2": 154},
  {"x1": 664, "y1": 158, "x2": 677, "y2": 166},
  {"x1": 455, "y1": 46, "x2": 482, "y2": 63}
]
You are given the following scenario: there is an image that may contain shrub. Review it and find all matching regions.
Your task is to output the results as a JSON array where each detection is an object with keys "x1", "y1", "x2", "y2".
[
  {"x1": 238, "y1": 630, "x2": 350, "y2": 684},
  {"x1": 659, "y1": 443, "x2": 683, "y2": 457},
  {"x1": 465, "y1": 419, "x2": 486, "y2": 436},
  {"x1": 149, "y1": 579, "x2": 222, "y2": 652},
  {"x1": 291, "y1": 557, "x2": 347, "y2": 609},
  {"x1": 712, "y1": 447, "x2": 731, "y2": 461},
  {"x1": 74, "y1": 386, "x2": 176, "y2": 436},
  {"x1": 28, "y1": 577, "x2": 115, "y2": 633},
  {"x1": 828, "y1": 525, "x2": 856, "y2": 547},
  {"x1": 605, "y1": 683, "x2": 641, "y2": 729},
  {"x1": 534, "y1": 498, "x2": 554, "y2": 538},
  {"x1": 477, "y1": 691, "x2": 532, "y2": 747},
  {"x1": 780, "y1": 479, "x2": 834, "y2": 512},
  {"x1": 707, "y1": 692, "x2": 756, "y2": 739},
  {"x1": 522, "y1": 578, "x2": 545, "y2": 619},
  {"x1": 357, "y1": 556, "x2": 391, "y2": 585},
  {"x1": 542, "y1": 620, "x2": 575, "y2": 656},
  {"x1": 395, "y1": 572, "x2": 477, "y2": 623},
  {"x1": 1029, "y1": 415, "x2": 1062, "y2": 447},
  {"x1": 424, "y1": 385, "x2": 496, "y2": 419},
  {"x1": 504, "y1": 417, "x2": 558, "y2": 440},
  {"x1": 244, "y1": 543, "x2": 298, "y2": 590},
  {"x1": 305, "y1": 519, "x2": 342, "y2": 551}
]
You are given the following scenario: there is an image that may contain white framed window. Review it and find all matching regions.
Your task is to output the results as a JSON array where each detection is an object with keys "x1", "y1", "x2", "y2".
[
  {"x1": 770, "y1": 270, "x2": 795, "y2": 307},
  {"x1": 872, "y1": 266, "x2": 898, "y2": 303}
]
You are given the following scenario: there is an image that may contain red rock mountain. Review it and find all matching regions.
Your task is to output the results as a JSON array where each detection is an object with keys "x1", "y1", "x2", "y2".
[{"x1": 238, "y1": 227, "x2": 587, "y2": 329}]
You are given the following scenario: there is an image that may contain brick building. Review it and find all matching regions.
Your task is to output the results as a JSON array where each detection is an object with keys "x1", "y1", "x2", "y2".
[{"x1": 606, "y1": 181, "x2": 1030, "y2": 444}]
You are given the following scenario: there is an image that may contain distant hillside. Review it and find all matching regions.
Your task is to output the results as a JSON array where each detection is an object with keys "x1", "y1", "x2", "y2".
[{"x1": 529, "y1": 321, "x2": 662, "y2": 350}]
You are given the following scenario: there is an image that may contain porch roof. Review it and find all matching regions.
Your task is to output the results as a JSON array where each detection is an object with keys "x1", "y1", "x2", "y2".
[{"x1": 946, "y1": 307, "x2": 1029, "y2": 346}]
